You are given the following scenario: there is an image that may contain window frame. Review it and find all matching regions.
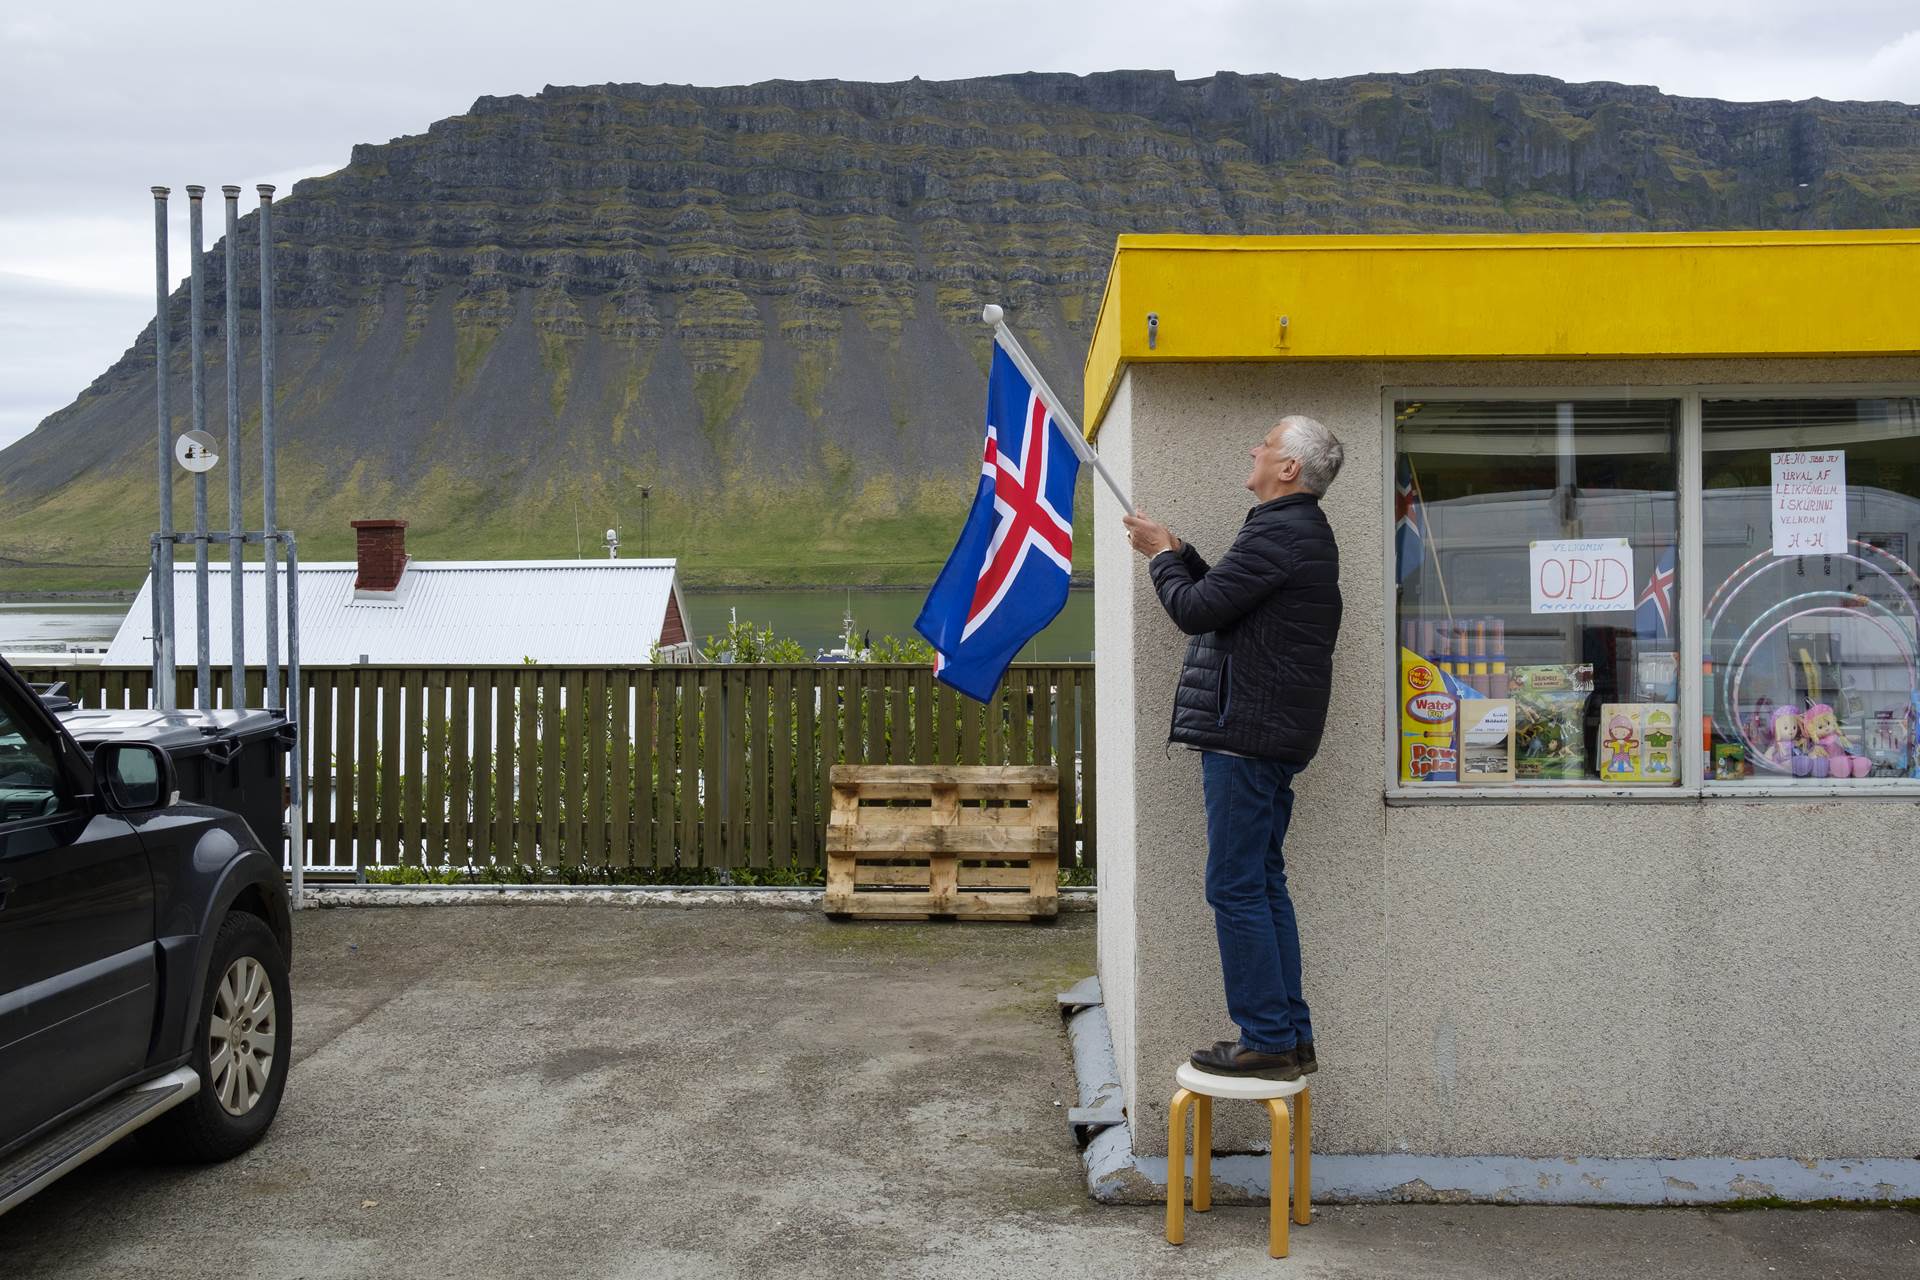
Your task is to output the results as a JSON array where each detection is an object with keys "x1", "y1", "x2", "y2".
[
  {"x1": 0, "y1": 678, "x2": 82, "y2": 830},
  {"x1": 1380, "y1": 380, "x2": 1920, "y2": 805}
]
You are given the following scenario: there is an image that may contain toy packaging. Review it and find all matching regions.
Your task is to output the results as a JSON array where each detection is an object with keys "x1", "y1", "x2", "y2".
[
  {"x1": 1864, "y1": 706, "x2": 1913, "y2": 778},
  {"x1": 1399, "y1": 647, "x2": 1459, "y2": 783},
  {"x1": 1598, "y1": 702, "x2": 1678, "y2": 782},
  {"x1": 1641, "y1": 704, "x2": 1678, "y2": 779},
  {"x1": 1458, "y1": 698, "x2": 1515, "y2": 782},
  {"x1": 1511, "y1": 664, "x2": 1592, "y2": 780},
  {"x1": 1634, "y1": 651, "x2": 1678, "y2": 702},
  {"x1": 1713, "y1": 743, "x2": 1747, "y2": 780}
]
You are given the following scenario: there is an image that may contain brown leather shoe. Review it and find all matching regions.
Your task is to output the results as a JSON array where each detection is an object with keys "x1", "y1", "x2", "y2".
[
  {"x1": 1298, "y1": 1040, "x2": 1318, "y2": 1075},
  {"x1": 1190, "y1": 1040, "x2": 1302, "y2": 1081}
]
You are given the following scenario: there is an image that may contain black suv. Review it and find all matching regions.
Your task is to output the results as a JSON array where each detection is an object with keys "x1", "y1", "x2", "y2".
[{"x1": 0, "y1": 654, "x2": 292, "y2": 1214}]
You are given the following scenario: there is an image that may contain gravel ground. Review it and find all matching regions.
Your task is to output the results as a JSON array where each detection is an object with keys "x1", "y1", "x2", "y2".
[{"x1": 1, "y1": 904, "x2": 1912, "y2": 1278}]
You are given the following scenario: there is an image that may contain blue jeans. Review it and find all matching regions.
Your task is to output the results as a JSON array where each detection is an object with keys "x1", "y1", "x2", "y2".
[{"x1": 1201, "y1": 752, "x2": 1311, "y2": 1054}]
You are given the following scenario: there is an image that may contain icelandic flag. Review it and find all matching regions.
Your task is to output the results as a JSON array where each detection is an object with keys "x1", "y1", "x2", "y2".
[
  {"x1": 915, "y1": 342, "x2": 1080, "y2": 702},
  {"x1": 1394, "y1": 456, "x2": 1425, "y2": 584},
  {"x1": 1636, "y1": 545, "x2": 1677, "y2": 643}
]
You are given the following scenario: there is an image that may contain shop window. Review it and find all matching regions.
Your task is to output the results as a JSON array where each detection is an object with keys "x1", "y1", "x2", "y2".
[
  {"x1": 1393, "y1": 399, "x2": 1683, "y2": 788},
  {"x1": 1702, "y1": 398, "x2": 1920, "y2": 784}
]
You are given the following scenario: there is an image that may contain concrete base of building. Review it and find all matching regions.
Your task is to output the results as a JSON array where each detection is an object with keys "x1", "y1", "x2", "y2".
[
  {"x1": 1063, "y1": 978, "x2": 1920, "y2": 1207},
  {"x1": 302, "y1": 883, "x2": 1097, "y2": 911}
]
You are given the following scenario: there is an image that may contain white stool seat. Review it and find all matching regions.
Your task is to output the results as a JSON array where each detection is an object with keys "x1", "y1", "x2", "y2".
[
  {"x1": 1175, "y1": 1063, "x2": 1309, "y2": 1100},
  {"x1": 1166, "y1": 1064, "x2": 1312, "y2": 1258}
]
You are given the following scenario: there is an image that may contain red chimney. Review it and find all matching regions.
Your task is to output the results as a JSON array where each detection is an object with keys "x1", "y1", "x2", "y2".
[{"x1": 351, "y1": 519, "x2": 408, "y2": 592}]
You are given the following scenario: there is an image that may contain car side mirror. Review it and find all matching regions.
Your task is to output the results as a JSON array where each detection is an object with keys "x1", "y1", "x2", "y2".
[{"x1": 94, "y1": 742, "x2": 177, "y2": 812}]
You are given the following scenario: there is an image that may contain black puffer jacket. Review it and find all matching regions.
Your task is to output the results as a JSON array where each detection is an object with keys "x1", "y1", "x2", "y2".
[{"x1": 1148, "y1": 494, "x2": 1343, "y2": 764}]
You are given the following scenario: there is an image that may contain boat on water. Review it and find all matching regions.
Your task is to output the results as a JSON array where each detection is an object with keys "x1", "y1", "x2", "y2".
[{"x1": 814, "y1": 605, "x2": 870, "y2": 663}]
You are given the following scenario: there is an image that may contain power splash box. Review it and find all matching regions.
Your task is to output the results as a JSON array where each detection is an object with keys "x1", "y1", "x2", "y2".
[
  {"x1": 1458, "y1": 698, "x2": 1516, "y2": 782},
  {"x1": 1399, "y1": 647, "x2": 1459, "y2": 783}
]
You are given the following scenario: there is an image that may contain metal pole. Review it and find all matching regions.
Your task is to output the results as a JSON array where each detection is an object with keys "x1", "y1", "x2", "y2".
[
  {"x1": 188, "y1": 186, "x2": 211, "y2": 709},
  {"x1": 285, "y1": 533, "x2": 304, "y2": 910},
  {"x1": 152, "y1": 186, "x2": 176, "y2": 709},
  {"x1": 981, "y1": 304, "x2": 1134, "y2": 515},
  {"x1": 258, "y1": 185, "x2": 280, "y2": 710},
  {"x1": 224, "y1": 185, "x2": 245, "y2": 709}
]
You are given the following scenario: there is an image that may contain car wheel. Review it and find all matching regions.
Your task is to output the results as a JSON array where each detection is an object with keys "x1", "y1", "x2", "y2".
[{"x1": 140, "y1": 911, "x2": 292, "y2": 1162}]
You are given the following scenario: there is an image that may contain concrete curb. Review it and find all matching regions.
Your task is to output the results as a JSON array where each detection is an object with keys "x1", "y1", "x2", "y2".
[
  {"x1": 1059, "y1": 978, "x2": 1920, "y2": 1207},
  {"x1": 302, "y1": 883, "x2": 1097, "y2": 912}
]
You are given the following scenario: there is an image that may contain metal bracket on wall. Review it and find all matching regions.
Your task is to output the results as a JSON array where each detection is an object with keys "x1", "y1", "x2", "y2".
[
  {"x1": 1058, "y1": 976, "x2": 1125, "y2": 1147},
  {"x1": 1056, "y1": 974, "x2": 1104, "y2": 1018},
  {"x1": 1145, "y1": 312, "x2": 1158, "y2": 350}
]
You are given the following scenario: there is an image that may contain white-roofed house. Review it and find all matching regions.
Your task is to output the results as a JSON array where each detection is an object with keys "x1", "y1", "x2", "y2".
[{"x1": 104, "y1": 519, "x2": 696, "y2": 666}]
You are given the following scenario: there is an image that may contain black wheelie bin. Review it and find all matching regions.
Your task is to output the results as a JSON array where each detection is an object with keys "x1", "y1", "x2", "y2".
[{"x1": 57, "y1": 707, "x2": 294, "y2": 862}]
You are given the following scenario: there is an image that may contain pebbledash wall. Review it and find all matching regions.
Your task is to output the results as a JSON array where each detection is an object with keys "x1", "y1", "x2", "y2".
[{"x1": 1084, "y1": 232, "x2": 1920, "y2": 1201}]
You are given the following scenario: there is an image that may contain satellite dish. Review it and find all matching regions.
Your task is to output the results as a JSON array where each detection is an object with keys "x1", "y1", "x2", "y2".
[{"x1": 174, "y1": 430, "x2": 219, "y2": 473}]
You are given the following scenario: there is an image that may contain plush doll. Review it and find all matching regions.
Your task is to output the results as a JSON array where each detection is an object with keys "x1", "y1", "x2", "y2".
[
  {"x1": 1802, "y1": 702, "x2": 1872, "y2": 778},
  {"x1": 1765, "y1": 706, "x2": 1811, "y2": 776}
]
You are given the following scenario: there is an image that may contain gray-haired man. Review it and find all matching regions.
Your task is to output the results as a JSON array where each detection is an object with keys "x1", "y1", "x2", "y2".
[{"x1": 1123, "y1": 416, "x2": 1346, "y2": 1079}]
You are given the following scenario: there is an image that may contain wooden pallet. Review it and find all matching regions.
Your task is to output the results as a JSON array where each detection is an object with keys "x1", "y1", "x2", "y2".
[{"x1": 825, "y1": 764, "x2": 1060, "y2": 922}]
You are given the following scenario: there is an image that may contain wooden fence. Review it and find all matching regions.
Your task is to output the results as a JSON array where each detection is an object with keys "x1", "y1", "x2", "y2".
[{"x1": 21, "y1": 663, "x2": 1097, "y2": 875}]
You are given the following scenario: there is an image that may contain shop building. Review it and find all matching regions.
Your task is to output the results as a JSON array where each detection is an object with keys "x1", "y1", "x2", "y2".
[{"x1": 1084, "y1": 231, "x2": 1920, "y2": 1201}]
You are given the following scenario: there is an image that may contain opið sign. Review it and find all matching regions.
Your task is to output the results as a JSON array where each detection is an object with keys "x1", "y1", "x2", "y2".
[{"x1": 1529, "y1": 538, "x2": 1636, "y2": 614}]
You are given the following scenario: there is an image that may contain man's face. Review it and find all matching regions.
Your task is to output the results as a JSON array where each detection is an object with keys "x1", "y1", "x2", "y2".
[{"x1": 1246, "y1": 424, "x2": 1302, "y2": 498}]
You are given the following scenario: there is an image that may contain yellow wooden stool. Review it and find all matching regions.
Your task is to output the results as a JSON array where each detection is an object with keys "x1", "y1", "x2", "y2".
[{"x1": 1165, "y1": 1063, "x2": 1311, "y2": 1258}]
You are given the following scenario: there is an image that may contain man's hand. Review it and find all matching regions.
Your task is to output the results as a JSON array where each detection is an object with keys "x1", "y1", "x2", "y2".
[{"x1": 1123, "y1": 512, "x2": 1181, "y2": 560}]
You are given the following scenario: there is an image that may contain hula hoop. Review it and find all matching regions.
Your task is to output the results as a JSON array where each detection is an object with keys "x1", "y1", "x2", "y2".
[
  {"x1": 1715, "y1": 591, "x2": 1914, "y2": 738},
  {"x1": 1729, "y1": 606, "x2": 1920, "y2": 772},
  {"x1": 1707, "y1": 546, "x2": 1920, "y2": 660},
  {"x1": 1706, "y1": 539, "x2": 1920, "y2": 624}
]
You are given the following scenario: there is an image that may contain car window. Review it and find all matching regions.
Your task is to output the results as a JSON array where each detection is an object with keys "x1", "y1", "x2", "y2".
[{"x1": 0, "y1": 683, "x2": 71, "y2": 824}]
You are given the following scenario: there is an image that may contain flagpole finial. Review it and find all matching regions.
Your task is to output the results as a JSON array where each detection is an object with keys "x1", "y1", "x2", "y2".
[{"x1": 980, "y1": 304, "x2": 1004, "y2": 326}]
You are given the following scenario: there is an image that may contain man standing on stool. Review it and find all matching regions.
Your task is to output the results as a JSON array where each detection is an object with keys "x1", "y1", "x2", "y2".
[{"x1": 1123, "y1": 416, "x2": 1345, "y2": 1082}]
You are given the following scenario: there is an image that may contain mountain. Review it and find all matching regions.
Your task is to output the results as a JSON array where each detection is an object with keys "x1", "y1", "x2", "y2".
[{"x1": 5, "y1": 69, "x2": 1918, "y2": 592}]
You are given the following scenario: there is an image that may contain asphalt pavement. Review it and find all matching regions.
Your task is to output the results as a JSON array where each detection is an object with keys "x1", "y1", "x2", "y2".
[{"x1": 1, "y1": 904, "x2": 1912, "y2": 1278}]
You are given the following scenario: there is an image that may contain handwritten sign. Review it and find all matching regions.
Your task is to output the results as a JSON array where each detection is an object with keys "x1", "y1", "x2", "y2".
[
  {"x1": 1529, "y1": 538, "x2": 1635, "y2": 614},
  {"x1": 1771, "y1": 450, "x2": 1847, "y2": 555}
]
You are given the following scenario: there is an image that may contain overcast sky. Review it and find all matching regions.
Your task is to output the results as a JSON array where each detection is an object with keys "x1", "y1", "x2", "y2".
[{"x1": 2, "y1": 0, "x2": 1916, "y2": 449}]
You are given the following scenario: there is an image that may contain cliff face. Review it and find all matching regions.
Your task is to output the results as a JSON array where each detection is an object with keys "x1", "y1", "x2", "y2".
[{"x1": 6, "y1": 70, "x2": 1919, "y2": 588}]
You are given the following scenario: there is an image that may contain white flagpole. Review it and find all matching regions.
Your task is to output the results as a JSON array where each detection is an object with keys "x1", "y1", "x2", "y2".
[{"x1": 981, "y1": 304, "x2": 1135, "y2": 516}]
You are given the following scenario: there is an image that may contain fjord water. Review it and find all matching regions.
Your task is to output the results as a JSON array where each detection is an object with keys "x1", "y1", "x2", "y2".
[{"x1": 1, "y1": 590, "x2": 1094, "y2": 661}]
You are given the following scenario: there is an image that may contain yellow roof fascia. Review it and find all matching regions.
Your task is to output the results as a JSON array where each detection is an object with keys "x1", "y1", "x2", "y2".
[{"x1": 1081, "y1": 230, "x2": 1920, "y2": 438}]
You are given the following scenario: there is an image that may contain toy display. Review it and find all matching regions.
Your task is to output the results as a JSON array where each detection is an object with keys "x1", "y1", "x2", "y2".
[
  {"x1": 1713, "y1": 743, "x2": 1747, "y2": 780},
  {"x1": 1404, "y1": 616, "x2": 1506, "y2": 697},
  {"x1": 1763, "y1": 706, "x2": 1806, "y2": 773},
  {"x1": 1599, "y1": 707, "x2": 1639, "y2": 777},
  {"x1": 1801, "y1": 702, "x2": 1873, "y2": 778},
  {"x1": 1643, "y1": 706, "x2": 1677, "y2": 778},
  {"x1": 1597, "y1": 703, "x2": 1678, "y2": 782},
  {"x1": 1705, "y1": 538, "x2": 1920, "y2": 775},
  {"x1": 1511, "y1": 664, "x2": 1593, "y2": 781},
  {"x1": 1864, "y1": 708, "x2": 1909, "y2": 776},
  {"x1": 1635, "y1": 651, "x2": 1678, "y2": 702},
  {"x1": 1399, "y1": 647, "x2": 1459, "y2": 783},
  {"x1": 1904, "y1": 690, "x2": 1920, "y2": 782},
  {"x1": 1458, "y1": 698, "x2": 1515, "y2": 782}
]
